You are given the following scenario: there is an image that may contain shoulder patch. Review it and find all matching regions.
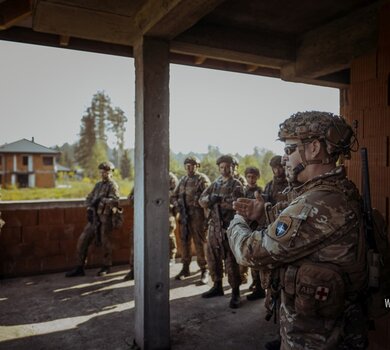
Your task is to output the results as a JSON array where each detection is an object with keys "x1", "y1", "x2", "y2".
[{"x1": 275, "y1": 217, "x2": 292, "y2": 237}]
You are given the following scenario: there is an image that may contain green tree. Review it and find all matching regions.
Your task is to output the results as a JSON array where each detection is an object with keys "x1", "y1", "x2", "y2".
[
  {"x1": 85, "y1": 141, "x2": 108, "y2": 178},
  {"x1": 75, "y1": 114, "x2": 96, "y2": 170},
  {"x1": 120, "y1": 150, "x2": 132, "y2": 179}
]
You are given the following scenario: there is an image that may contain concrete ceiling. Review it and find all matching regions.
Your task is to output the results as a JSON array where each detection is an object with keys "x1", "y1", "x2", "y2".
[{"x1": 0, "y1": 0, "x2": 383, "y2": 87}]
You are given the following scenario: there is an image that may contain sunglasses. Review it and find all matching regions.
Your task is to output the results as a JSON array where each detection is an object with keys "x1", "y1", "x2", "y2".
[{"x1": 284, "y1": 144, "x2": 298, "y2": 155}]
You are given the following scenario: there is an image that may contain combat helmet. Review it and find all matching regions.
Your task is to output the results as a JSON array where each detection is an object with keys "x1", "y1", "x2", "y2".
[
  {"x1": 232, "y1": 156, "x2": 239, "y2": 167},
  {"x1": 98, "y1": 161, "x2": 115, "y2": 171},
  {"x1": 278, "y1": 111, "x2": 357, "y2": 160},
  {"x1": 184, "y1": 156, "x2": 201, "y2": 166},
  {"x1": 269, "y1": 155, "x2": 282, "y2": 168},
  {"x1": 244, "y1": 166, "x2": 260, "y2": 177},
  {"x1": 216, "y1": 154, "x2": 234, "y2": 165}
]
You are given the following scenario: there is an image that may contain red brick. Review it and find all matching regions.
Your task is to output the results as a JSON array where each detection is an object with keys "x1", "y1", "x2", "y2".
[
  {"x1": 34, "y1": 240, "x2": 60, "y2": 258},
  {"x1": 1, "y1": 210, "x2": 38, "y2": 227},
  {"x1": 350, "y1": 51, "x2": 377, "y2": 83},
  {"x1": 0, "y1": 227, "x2": 22, "y2": 245},
  {"x1": 112, "y1": 248, "x2": 130, "y2": 263},
  {"x1": 363, "y1": 107, "x2": 390, "y2": 138},
  {"x1": 59, "y1": 239, "x2": 78, "y2": 255},
  {"x1": 22, "y1": 226, "x2": 48, "y2": 243},
  {"x1": 41, "y1": 255, "x2": 67, "y2": 271},
  {"x1": 22, "y1": 257, "x2": 42, "y2": 274},
  {"x1": 360, "y1": 137, "x2": 388, "y2": 167},
  {"x1": 64, "y1": 207, "x2": 87, "y2": 224},
  {"x1": 377, "y1": 47, "x2": 390, "y2": 77},
  {"x1": 379, "y1": 2, "x2": 390, "y2": 48},
  {"x1": 46, "y1": 225, "x2": 74, "y2": 241},
  {"x1": 350, "y1": 79, "x2": 387, "y2": 109},
  {"x1": 38, "y1": 208, "x2": 64, "y2": 225}
]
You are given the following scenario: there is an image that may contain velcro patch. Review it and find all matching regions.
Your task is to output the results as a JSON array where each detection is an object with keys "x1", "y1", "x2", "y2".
[
  {"x1": 299, "y1": 284, "x2": 316, "y2": 296},
  {"x1": 275, "y1": 217, "x2": 292, "y2": 238},
  {"x1": 315, "y1": 286, "x2": 330, "y2": 301}
]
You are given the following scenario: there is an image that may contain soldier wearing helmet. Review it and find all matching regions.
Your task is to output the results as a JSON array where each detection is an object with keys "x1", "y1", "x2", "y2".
[
  {"x1": 228, "y1": 111, "x2": 367, "y2": 349},
  {"x1": 263, "y1": 155, "x2": 288, "y2": 206},
  {"x1": 171, "y1": 156, "x2": 210, "y2": 284},
  {"x1": 123, "y1": 171, "x2": 178, "y2": 281},
  {"x1": 66, "y1": 161, "x2": 120, "y2": 277},
  {"x1": 199, "y1": 154, "x2": 244, "y2": 308},
  {"x1": 232, "y1": 156, "x2": 248, "y2": 186}
]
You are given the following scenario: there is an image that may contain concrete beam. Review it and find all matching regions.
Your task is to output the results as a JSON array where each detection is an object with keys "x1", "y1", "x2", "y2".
[
  {"x1": 282, "y1": 2, "x2": 379, "y2": 80},
  {"x1": 172, "y1": 23, "x2": 295, "y2": 69},
  {"x1": 0, "y1": 0, "x2": 31, "y2": 30},
  {"x1": 134, "y1": 37, "x2": 170, "y2": 350}
]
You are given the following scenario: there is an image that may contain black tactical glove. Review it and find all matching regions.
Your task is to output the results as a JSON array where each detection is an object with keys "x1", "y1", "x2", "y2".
[
  {"x1": 209, "y1": 194, "x2": 222, "y2": 208},
  {"x1": 87, "y1": 208, "x2": 94, "y2": 223}
]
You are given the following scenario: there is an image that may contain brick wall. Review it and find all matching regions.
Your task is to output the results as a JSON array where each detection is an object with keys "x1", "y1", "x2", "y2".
[
  {"x1": 0, "y1": 200, "x2": 133, "y2": 277},
  {"x1": 341, "y1": 3, "x2": 390, "y2": 348}
]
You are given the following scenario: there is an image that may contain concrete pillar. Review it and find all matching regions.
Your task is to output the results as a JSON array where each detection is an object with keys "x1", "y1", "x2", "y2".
[{"x1": 133, "y1": 37, "x2": 170, "y2": 350}]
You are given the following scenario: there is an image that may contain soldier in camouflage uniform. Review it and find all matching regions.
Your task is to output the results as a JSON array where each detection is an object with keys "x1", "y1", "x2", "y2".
[
  {"x1": 172, "y1": 156, "x2": 211, "y2": 284},
  {"x1": 228, "y1": 111, "x2": 368, "y2": 349},
  {"x1": 243, "y1": 166, "x2": 266, "y2": 301},
  {"x1": 263, "y1": 155, "x2": 289, "y2": 206},
  {"x1": 232, "y1": 156, "x2": 250, "y2": 284},
  {"x1": 199, "y1": 155, "x2": 244, "y2": 309},
  {"x1": 66, "y1": 162, "x2": 120, "y2": 277},
  {"x1": 123, "y1": 172, "x2": 178, "y2": 281},
  {"x1": 169, "y1": 172, "x2": 179, "y2": 263}
]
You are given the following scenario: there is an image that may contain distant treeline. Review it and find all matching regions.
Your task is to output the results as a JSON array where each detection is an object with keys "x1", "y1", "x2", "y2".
[{"x1": 54, "y1": 91, "x2": 276, "y2": 186}]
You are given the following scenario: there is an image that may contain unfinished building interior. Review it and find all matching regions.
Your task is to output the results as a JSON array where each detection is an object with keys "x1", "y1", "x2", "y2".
[{"x1": 1, "y1": 0, "x2": 390, "y2": 349}]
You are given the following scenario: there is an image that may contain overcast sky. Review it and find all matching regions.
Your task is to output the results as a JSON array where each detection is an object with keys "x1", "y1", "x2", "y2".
[{"x1": 1, "y1": 41, "x2": 339, "y2": 156}]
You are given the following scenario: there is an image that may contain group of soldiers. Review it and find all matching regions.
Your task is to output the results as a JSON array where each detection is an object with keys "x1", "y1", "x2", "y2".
[{"x1": 65, "y1": 111, "x2": 371, "y2": 350}]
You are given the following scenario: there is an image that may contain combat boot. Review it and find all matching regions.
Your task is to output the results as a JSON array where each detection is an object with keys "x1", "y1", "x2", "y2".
[
  {"x1": 246, "y1": 282, "x2": 265, "y2": 301},
  {"x1": 200, "y1": 269, "x2": 209, "y2": 285},
  {"x1": 202, "y1": 281, "x2": 224, "y2": 298},
  {"x1": 97, "y1": 266, "x2": 111, "y2": 276},
  {"x1": 123, "y1": 269, "x2": 134, "y2": 281},
  {"x1": 264, "y1": 338, "x2": 281, "y2": 350},
  {"x1": 175, "y1": 264, "x2": 190, "y2": 280},
  {"x1": 65, "y1": 266, "x2": 85, "y2": 277},
  {"x1": 229, "y1": 287, "x2": 241, "y2": 309}
]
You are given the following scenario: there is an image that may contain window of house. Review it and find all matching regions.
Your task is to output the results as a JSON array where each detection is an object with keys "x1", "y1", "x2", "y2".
[
  {"x1": 22, "y1": 156, "x2": 28, "y2": 166},
  {"x1": 43, "y1": 156, "x2": 53, "y2": 166}
]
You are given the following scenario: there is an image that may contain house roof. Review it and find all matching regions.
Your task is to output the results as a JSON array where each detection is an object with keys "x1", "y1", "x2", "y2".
[
  {"x1": 55, "y1": 164, "x2": 71, "y2": 172},
  {"x1": 0, "y1": 138, "x2": 60, "y2": 155}
]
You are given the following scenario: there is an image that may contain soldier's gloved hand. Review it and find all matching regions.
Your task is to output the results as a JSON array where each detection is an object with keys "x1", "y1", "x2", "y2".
[
  {"x1": 87, "y1": 208, "x2": 94, "y2": 223},
  {"x1": 209, "y1": 194, "x2": 222, "y2": 207}
]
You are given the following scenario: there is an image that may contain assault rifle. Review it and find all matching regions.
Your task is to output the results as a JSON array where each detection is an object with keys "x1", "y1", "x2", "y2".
[
  {"x1": 178, "y1": 193, "x2": 189, "y2": 242},
  {"x1": 88, "y1": 195, "x2": 104, "y2": 247}
]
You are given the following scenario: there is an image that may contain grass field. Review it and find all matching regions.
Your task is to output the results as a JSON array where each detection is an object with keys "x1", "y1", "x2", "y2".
[{"x1": 1, "y1": 179, "x2": 133, "y2": 201}]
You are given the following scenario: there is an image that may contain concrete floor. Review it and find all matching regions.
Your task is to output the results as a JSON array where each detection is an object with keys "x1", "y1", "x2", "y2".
[{"x1": 0, "y1": 262, "x2": 278, "y2": 350}]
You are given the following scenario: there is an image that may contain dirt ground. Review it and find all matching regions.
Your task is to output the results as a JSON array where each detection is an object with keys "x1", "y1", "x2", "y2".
[{"x1": 0, "y1": 262, "x2": 278, "y2": 350}]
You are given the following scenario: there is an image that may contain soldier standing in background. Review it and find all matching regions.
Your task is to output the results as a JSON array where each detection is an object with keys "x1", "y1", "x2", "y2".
[
  {"x1": 169, "y1": 172, "x2": 179, "y2": 264},
  {"x1": 123, "y1": 171, "x2": 179, "y2": 281},
  {"x1": 242, "y1": 166, "x2": 266, "y2": 301},
  {"x1": 199, "y1": 155, "x2": 244, "y2": 309},
  {"x1": 228, "y1": 111, "x2": 368, "y2": 349},
  {"x1": 172, "y1": 156, "x2": 211, "y2": 284},
  {"x1": 263, "y1": 155, "x2": 288, "y2": 206},
  {"x1": 66, "y1": 161, "x2": 120, "y2": 277},
  {"x1": 232, "y1": 156, "x2": 249, "y2": 284}
]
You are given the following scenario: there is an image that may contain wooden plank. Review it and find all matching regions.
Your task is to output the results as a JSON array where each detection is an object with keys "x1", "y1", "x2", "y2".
[
  {"x1": 172, "y1": 22, "x2": 295, "y2": 68},
  {"x1": 283, "y1": 2, "x2": 380, "y2": 79},
  {"x1": 0, "y1": 0, "x2": 31, "y2": 30},
  {"x1": 134, "y1": 37, "x2": 170, "y2": 350},
  {"x1": 140, "y1": 0, "x2": 225, "y2": 40},
  {"x1": 33, "y1": 1, "x2": 141, "y2": 45}
]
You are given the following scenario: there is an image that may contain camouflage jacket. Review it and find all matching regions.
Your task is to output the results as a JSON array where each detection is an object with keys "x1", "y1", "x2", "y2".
[
  {"x1": 199, "y1": 176, "x2": 244, "y2": 229},
  {"x1": 244, "y1": 184, "x2": 262, "y2": 200},
  {"x1": 234, "y1": 173, "x2": 247, "y2": 186},
  {"x1": 86, "y1": 179, "x2": 120, "y2": 216},
  {"x1": 263, "y1": 175, "x2": 288, "y2": 206},
  {"x1": 172, "y1": 172, "x2": 210, "y2": 210},
  {"x1": 227, "y1": 166, "x2": 367, "y2": 349}
]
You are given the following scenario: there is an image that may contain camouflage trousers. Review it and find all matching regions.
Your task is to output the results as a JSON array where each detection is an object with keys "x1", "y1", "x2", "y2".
[
  {"x1": 206, "y1": 224, "x2": 241, "y2": 289},
  {"x1": 280, "y1": 296, "x2": 368, "y2": 350},
  {"x1": 169, "y1": 215, "x2": 177, "y2": 260},
  {"x1": 77, "y1": 221, "x2": 113, "y2": 267},
  {"x1": 180, "y1": 208, "x2": 207, "y2": 270}
]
